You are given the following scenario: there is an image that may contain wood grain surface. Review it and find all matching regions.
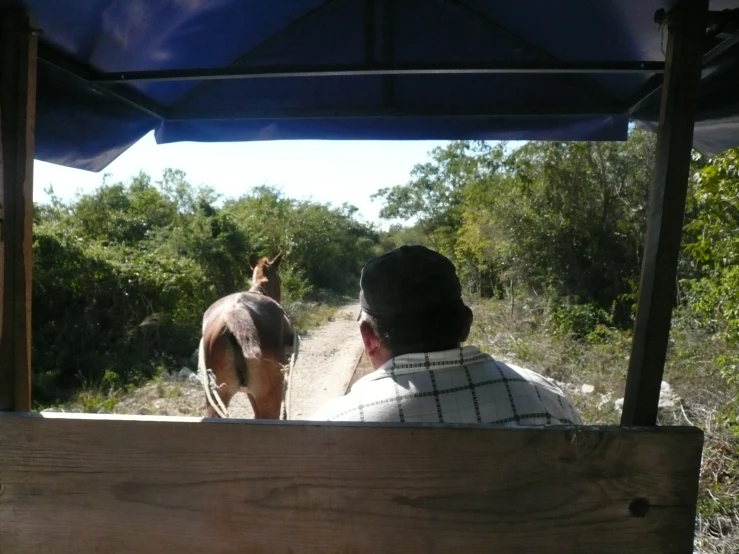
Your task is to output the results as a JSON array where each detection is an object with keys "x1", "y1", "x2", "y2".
[
  {"x1": 621, "y1": 0, "x2": 707, "y2": 426},
  {"x1": 0, "y1": 10, "x2": 36, "y2": 412},
  {"x1": 0, "y1": 413, "x2": 703, "y2": 553}
]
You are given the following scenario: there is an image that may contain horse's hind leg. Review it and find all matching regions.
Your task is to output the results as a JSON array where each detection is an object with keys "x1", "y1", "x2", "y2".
[
  {"x1": 245, "y1": 357, "x2": 286, "y2": 419},
  {"x1": 203, "y1": 332, "x2": 242, "y2": 418}
]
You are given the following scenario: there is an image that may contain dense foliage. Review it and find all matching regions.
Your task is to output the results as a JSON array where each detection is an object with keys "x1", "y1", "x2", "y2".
[
  {"x1": 374, "y1": 132, "x2": 655, "y2": 323},
  {"x1": 32, "y1": 169, "x2": 379, "y2": 403}
]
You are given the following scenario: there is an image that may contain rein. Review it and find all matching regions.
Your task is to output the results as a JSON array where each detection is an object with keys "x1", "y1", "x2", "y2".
[
  {"x1": 281, "y1": 321, "x2": 300, "y2": 420},
  {"x1": 198, "y1": 286, "x2": 299, "y2": 421}
]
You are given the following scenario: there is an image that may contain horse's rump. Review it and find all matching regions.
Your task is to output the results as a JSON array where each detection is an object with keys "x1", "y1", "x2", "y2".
[
  {"x1": 201, "y1": 292, "x2": 288, "y2": 386},
  {"x1": 229, "y1": 292, "x2": 287, "y2": 362}
]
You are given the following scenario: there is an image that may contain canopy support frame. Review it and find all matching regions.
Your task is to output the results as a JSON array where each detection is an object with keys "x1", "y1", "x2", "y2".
[
  {"x1": 621, "y1": 0, "x2": 708, "y2": 427},
  {"x1": 89, "y1": 60, "x2": 666, "y2": 84},
  {"x1": 37, "y1": 45, "x2": 167, "y2": 120},
  {"x1": 0, "y1": 9, "x2": 37, "y2": 412},
  {"x1": 627, "y1": 25, "x2": 739, "y2": 117}
]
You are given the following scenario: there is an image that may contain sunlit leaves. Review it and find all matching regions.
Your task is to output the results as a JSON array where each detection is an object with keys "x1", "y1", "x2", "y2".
[{"x1": 32, "y1": 170, "x2": 380, "y2": 403}]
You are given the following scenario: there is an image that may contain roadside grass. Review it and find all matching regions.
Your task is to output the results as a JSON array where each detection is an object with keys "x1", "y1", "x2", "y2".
[
  {"x1": 465, "y1": 294, "x2": 738, "y2": 554},
  {"x1": 283, "y1": 290, "x2": 355, "y2": 335}
]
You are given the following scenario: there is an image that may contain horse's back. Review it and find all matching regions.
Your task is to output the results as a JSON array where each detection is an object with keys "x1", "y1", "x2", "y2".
[
  {"x1": 202, "y1": 292, "x2": 242, "y2": 331},
  {"x1": 203, "y1": 292, "x2": 281, "y2": 325}
]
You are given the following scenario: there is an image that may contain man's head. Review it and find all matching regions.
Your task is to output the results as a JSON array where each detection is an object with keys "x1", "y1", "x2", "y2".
[{"x1": 357, "y1": 245, "x2": 473, "y2": 368}]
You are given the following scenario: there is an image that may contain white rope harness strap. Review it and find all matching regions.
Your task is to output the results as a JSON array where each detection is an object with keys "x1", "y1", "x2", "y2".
[
  {"x1": 280, "y1": 321, "x2": 300, "y2": 421},
  {"x1": 198, "y1": 337, "x2": 231, "y2": 419}
]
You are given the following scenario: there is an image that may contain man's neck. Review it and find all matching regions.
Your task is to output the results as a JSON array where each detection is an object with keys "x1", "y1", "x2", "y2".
[{"x1": 372, "y1": 343, "x2": 464, "y2": 369}]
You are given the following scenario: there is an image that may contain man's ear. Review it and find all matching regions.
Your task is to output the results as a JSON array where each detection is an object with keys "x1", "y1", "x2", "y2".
[
  {"x1": 459, "y1": 306, "x2": 474, "y2": 343},
  {"x1": 270, "y1": 251, "x2": 283, "y2": 269},
  {"x1": 359, "y1": 320, "x2": 382, "y2": 358},
  {"x1": 249, "y1": 253, "x2": 259, "y2": 271}
]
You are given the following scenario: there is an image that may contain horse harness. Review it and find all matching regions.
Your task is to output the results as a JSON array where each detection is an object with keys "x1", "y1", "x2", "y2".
[{"x1": 281, "y1": 318, "x2": 300, "y2": 420}]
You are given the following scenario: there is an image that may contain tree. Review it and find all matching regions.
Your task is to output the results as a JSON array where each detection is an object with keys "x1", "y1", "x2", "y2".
[
  {"x1": 682, "y1": 148, "x2": 739, "y2": 344},
  {"x1": 372, "y1": 141, "x2": 499, "y2": 255},
  {"x1": 375, "y1": 129, "x2": 657, "y2": 321}
]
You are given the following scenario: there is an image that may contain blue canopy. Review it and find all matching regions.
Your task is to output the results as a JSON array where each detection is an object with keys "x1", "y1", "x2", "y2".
[{"x1": 7, "y1": 0, "x2": 739, "y2": 171}]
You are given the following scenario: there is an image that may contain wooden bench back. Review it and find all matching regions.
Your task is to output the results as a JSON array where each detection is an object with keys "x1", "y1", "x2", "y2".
[{"x1": 0, "y1": 412, "x2": 703, "y2": 553}]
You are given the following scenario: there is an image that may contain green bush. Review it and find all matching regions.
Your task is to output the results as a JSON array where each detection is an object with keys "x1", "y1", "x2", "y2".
[
  {"x1": 32, "y1": 227, "x2": 212, "y2": 403},
  {"x1": 547, "y1": 297, "x2": 612, "y2": 339},
  {"x1": 680, "y1": 148, "x2": 739, "y2": 422}
]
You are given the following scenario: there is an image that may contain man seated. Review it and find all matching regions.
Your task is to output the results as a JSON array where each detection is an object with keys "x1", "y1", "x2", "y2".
[{"x1": 311, "y1": 245, "x2": 582, "y2": 425}]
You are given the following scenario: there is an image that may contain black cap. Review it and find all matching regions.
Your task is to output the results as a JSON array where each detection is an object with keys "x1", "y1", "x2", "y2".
[{"x1": 358, "y1": 245, "x2": 465, "y2": 320}]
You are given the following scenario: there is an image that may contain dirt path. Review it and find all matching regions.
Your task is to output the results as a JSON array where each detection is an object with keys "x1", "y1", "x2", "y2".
[
  {"x1": 223, "y1": 302, "x2": 362, "y2": 419},
  {"x1": 287, "y1": 302, "x2": 363, "y2": 419},
  {"x1": 113, "y1": 302, "x2": 363, "y2": 419}
]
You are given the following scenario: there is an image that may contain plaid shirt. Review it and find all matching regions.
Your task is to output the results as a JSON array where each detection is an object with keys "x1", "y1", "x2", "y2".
[{"x1": 310, "y1": 345, "x2": 582, "y2": 425}]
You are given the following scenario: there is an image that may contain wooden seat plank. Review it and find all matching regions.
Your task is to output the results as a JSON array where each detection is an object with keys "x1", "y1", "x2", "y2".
[{"x1": 0, "y1": 413, "x2": 703, "y2": 554}]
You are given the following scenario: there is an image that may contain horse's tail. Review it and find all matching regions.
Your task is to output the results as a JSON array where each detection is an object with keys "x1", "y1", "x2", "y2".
[
  {"x1": 205, "y1": 313, "x2": 249, "y2": 387},
  {"x1": 197, "y1": 335, "x2": 206, "y2": 376},
  {"x1": 198, "y1": 313, "x2": 250, "y2": 418}
]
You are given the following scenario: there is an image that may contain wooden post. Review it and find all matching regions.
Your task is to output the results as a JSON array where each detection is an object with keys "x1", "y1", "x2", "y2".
[
  {"x1": 621, "y1": 0, "x2": 707, "y2": 426},
  {"x1": 0, "y1": 10, "x2": 37, "y2": 412}
]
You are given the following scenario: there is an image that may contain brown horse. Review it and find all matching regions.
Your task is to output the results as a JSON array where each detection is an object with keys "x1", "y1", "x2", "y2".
[{"x1": 198, "y1": 252, "x2": 296, "y2": 419}]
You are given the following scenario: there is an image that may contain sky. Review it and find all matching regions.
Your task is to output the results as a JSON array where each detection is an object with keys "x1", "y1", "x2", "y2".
[{"x1": 33, "y1": 132, "x2": 452, "y2": 226}]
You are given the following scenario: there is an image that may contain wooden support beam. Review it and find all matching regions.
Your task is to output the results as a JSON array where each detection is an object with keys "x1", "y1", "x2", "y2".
[
  {"x1": 0, "y1": 10, "x2": 37, "y2": 412},
  {"x1": 0, "y1": 413, "x2": 704, "y2": 554},
  {"x1": 621, "y1": 0, "x2": 708, "y2": 426}
]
